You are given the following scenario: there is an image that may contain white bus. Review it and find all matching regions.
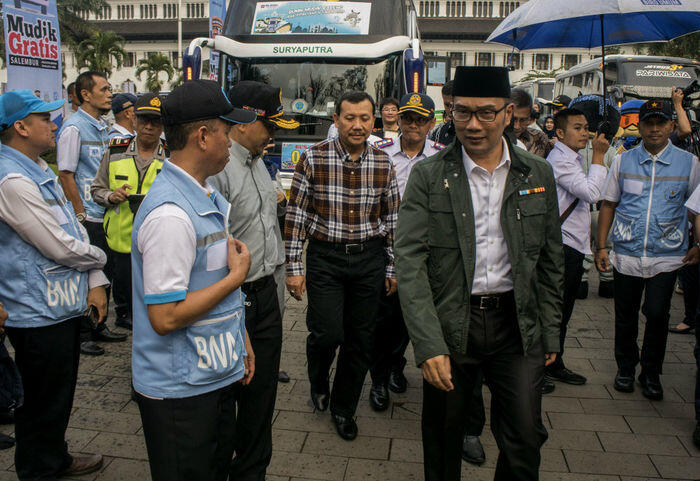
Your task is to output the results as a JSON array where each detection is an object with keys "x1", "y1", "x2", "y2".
[
  {"x1": 554, "y1": 55, "x2": 699, "y2": 107},
  {"x1": 183, "y1": 0, "x2": 425, "y2": 184}
]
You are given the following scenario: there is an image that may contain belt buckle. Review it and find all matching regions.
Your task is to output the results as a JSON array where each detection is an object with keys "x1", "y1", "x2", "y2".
[
  {"x1": 345, "y1": 243, "x2": 361, "y2": 254},
  {"x1": 479, "y1": 296, "x2": 499, "y2": 310}
]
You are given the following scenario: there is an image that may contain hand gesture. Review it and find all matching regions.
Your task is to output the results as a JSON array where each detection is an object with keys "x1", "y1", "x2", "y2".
[
  {"x1": 86, "y1": 286, "x2": 108, "y2": 325},
  {"x1": 421, "y1": 354, "x2": 453, "y2": 391},
  {"x1": 227, "y1": 238, "x2": 251, "y2": 283},
  {"x1": 672, "y1": 87, "x2": 684, "y2": 106},
  {"x1": 595, "y1": 248, "x2": 610, "y2": 273},
  {"x1": 592, "y1": 132, "x2": 610, "y2": 156},
  {"x1": 385, "y1": 277, "x2": 397, "y2": 296},
  {"x1": 108, "y1": 184, "x2": 132, "y2": 204},
  {"x1": 286, "y1": 275, "x2": 306, "y2": 301}
]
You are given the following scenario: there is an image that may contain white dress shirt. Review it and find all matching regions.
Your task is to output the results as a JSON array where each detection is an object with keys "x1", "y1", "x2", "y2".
[
  {"x1": 462, "y1": 138, "x2": 513, "y2": 295},
  {"x1": 547, "y1": 141, "x2": 607, "y2": 255},
  {"x1": 378, "y1": 136, "x2": 443, "y2": 198},
  {"x1": 602, "y1": 141, "x2": 700, "y2": 278}
]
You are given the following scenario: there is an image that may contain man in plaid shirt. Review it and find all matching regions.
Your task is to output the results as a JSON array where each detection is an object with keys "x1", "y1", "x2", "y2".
[{"x1": 285, "y1": 91, "x2": 400, "y2": 441}]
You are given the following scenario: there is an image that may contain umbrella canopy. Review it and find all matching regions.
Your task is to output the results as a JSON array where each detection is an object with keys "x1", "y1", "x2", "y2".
[{"x1": 487, "y1": 0, "x2": 700, "y2": 50}]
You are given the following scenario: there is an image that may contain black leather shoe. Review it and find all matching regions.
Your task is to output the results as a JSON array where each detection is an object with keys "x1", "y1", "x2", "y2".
[
  {"x1": 613, "y1": 371, "x2": 635, "y2": 393},
  {"x1": 0, "y1": 433, "x2": 14, "y2": 450},
  {"x1": 332, "y1": 414, "x2": 358, "y2": 441},
  {"x1": 80, "y1": 341, "x2": 104, "y2": 356},
  {"x1": 576, "y1": 281, "x2": 589, "y2": 300},
  {"x1": 638, "y1": 372, "x2": 663, "y2": 400},
  {"x1": 542, "y1": 378, "x2": 555, "y2": 394},
  {"x1": 59, "y1": 454, "x2": 103, "y2": 477},
  {"x1": 388, "y1": 368, "x2": 408, "y2": 393},
  {"x1": 278, "y1": 370, "x2": 290, "y2": 383},
  {"x1": 598, "y1": 280, "x2": 614, "y2": 298},
  {"x1": 546, "y1": 367, "x2": 587, "y2": 385},
  {"x1": 369, "y1": 383, "x2": 390, "y2": 411},
  {"x1": 311, "y1": 392, "x2": 329, "y2": 412},
  {"x1": 693, "y1": 421, "x2": 700, "y2": 448},
  {"x1": 92, "y1": 325, "x2": 127, "y2": 342},
  {"x1": 115, "y1": 315, "x2": 132, "y2": 330},
  {"x1": 462, "y1": 435, "x2": 486, "y2": 465}
]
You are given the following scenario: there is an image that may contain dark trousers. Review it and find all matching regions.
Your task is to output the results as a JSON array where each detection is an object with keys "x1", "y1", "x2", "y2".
[
  {"x1": 678, "y1": 262, "x2": 699, "y2": 329},
  {"x1": 230, "y1": 275, "x2": 283, "y2": 481},
  {"x1": 5, "y1": 317, "x2": 81, "y2": 480},
  {"x1": 422, "y1": 295, "x2": 547, "y2": 481},
  {"x1": 109, "y1": 250, "x2": 132, "y2": 319},
  {"x1": 695, "y1": 321, "x2": 700, "y2": 421},
  {"x1": 136, "y1": 382, "x2": 240, "y2": 481},
  {"x1": 548, "y1": 245, "x2": 585, "y2": 371},
  {"x1": 464, "y1": 370, "x2": 486, "y2": 437},
  {"x1": 370, "y1": 292, "x2": 409, "y2": 385},
  {"x1": 613, "y1": 268, "x2": 677, "y2": 376},
  {"x1": 82, "y1": 221, "x2": 111, "y2": 338},
  {"x1": 305, "y1": 238, "x2": 385, "y2": 418}
]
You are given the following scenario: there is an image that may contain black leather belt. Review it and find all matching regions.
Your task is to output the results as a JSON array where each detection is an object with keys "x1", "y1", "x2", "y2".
[
  {"x1": 242, "y1": 274, "x2": 273, "y2": 293},
  {"x1": 310, "y1": 237, "x2": 383, "y2": 255},
  {"x1": 470, "y1": 291, "x2": 514, "y2": 311}
]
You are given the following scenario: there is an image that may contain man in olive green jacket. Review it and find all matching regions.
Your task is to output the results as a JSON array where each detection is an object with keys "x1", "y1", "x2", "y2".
[{"x1": 395, "y1": 66, "x2": 563, "y2": 481}]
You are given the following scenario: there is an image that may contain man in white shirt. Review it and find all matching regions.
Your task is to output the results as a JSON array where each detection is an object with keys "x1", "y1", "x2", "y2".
[{"x1": 545, "y1": 108, "x2": 610, "y2": 386}]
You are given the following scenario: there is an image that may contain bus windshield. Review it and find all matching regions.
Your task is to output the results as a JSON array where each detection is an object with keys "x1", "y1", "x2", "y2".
[
  {"x1": 225, "y1": 56, "x2": 401, "y2": 120},
  {"x1": 538, "y1": 83, "x2": 554, "y2": 100}
]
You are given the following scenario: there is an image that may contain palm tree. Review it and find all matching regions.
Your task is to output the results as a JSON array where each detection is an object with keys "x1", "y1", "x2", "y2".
[
  {"x1": 75, "y1": 31, "x2": 127, "y2": 76},
  {"x1": 136, "y1": 53, "x2": 175, "y2": 94}
]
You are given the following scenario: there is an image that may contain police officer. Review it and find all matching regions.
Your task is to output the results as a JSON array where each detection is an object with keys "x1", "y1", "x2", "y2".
[
  {"x1": 371, "y1": 92, "x2": 443, "y2": 411},
  {"x1": 108, "y1": 93, "x2": 136, "y2": 141},
  {"x1": 0, "y1": 90, "x2": 108, "y2": 480},
  {"x1": 131, "y1": 80, "x2": 257, "y2": 481},
  {"x1": 91, "y1": 93, "x2": 166, "y2": 330},
  {"x1": 208, "y1": 80, "x2": 298, "y2": 481},
  {"x1": 57, "y1": 71, "x2": 127, "y2": 355}
]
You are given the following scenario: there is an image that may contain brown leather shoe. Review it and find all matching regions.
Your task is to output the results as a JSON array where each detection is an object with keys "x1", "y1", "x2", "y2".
[{"x1": 59, "y1": 454, "x2": 103, "y2": 477}]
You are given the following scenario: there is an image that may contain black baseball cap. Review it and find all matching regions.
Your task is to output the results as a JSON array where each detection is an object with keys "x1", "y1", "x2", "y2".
[
  {"x1": 111, "y1": 93, "x2": 136, "y2": 115},
  {"x1": 226, "y1": 81, "x2": 299, "y2": 130},
  {"x1": 134, "y1": 93, "x2": 162, "y2": 118},
  {"x1": 161, "y1": 79, "x2": 256, "y2": 126},
  {"x1": 551, "y1": 95, "x2": 572, "y2": 109},
  {"x1": 398, "y1": 93, "x2": 435, "y2": 118},
  {"x1": 639, "y1": 99, "x2": 673, "y2": 122}
]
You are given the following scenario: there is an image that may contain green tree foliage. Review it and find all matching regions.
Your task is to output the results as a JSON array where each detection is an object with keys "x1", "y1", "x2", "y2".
[
  {"x1": 75, "y1": 30, "x2": 127, "y2": 76},
  {"x1": 634, "y1": 32, "x2": 700, "y2": 60},
  {"x1": 136, "y1": 53, "x2": 174, "y2": 94},
  {"x1": 518, "y1": 67, "x2": 563, "y2": 82}
]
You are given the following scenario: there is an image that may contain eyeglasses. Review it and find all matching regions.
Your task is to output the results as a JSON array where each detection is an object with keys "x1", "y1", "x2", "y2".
[
  {"x1": 452, "y1": 105, "x2": 507, "y2": 123},
  {"x1": 381, "y1": 107, "x2": 398, "y2": 113},
  {"x1": 400, "y1": 115, "x2": 431, "y2": 126}
]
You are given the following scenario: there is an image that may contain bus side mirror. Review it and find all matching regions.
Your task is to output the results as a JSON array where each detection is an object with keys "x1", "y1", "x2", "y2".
[
  {"x1": 183, "y1": 46, "x2": 202, "y2": 82},
  {"x1": 403, "y1": 48, "x2": 425, "y2": 94}
]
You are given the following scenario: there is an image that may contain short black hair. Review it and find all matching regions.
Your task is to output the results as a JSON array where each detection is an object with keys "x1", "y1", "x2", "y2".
[
  {"x1": 164, "y1": 119, "x2": 219, "y2": 151},
  {"x1": 75, "y1": 71, "x2": 107, "y2": 103},
  {"x1": 379, "y1": 97, "x2": 399, "y2": 111},
  {"x1": 554, "y1": 108, "x2": 587, "y2": 132},
  {"x1": 511, "y1": 89, "x2": 533, "y2": 110},
  {"x1": 442, "y1": 80, "x2": 454, "y2": 96},
  {"x1": 335, "y1": 91, "x2": 376, "y2": 115},
  {"x1": 67, "y1": 82, "x2": 76, "y2": 95}
]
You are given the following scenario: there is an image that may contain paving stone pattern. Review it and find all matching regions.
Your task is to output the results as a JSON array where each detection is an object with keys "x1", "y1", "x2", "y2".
[{"x1": 0, "y1": 277, "x2": 698, "y2": 480}]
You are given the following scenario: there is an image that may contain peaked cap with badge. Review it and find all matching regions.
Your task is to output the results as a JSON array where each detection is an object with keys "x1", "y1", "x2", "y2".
[
  {"x1": 134, "y1": 93, "x2": 163, "y2": 118},
  {"x1": 227, "y1": 80, "x2": 300, "y2": 130},
  {"x1": 399, "y1": 93, "x2": 435, "y2": 118}
]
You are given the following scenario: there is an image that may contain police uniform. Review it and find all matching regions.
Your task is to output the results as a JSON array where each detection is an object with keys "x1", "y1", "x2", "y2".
[
  {"x1": 0, "y1": 91, "x2": 108, "y2": 479},
  {"x1": 91, "y1": 127, "x2": 166, "y2": 326},
  {"x1": 131, "y1": 80, "x2": 257, "y2": 481},
  {"x1": 368, "y1": 93, "x2": 445, "y2": 411}
]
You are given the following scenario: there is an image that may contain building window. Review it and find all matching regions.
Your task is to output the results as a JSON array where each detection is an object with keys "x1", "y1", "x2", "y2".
[
  {"x1": 534, "y1": 54, "x2": 550, "y2": 70},
  {"x1": 171, "y1": 51, "x2": 179, "y2": 65},
  {"x1": 505, "y1": 52, "x2": 521, "y2": 70},
  {"x1": 563, "y1": 54, "x2": 580, "y2": 70},
  {"x1": 124, "y1": 52, "x2": 135, "y2": 68},
  {"x1": 419, "y1": 1, "x2": 424, "y2": 16},
  {"x1": 449, "y1": 51, "x2": 463, "y2": 67},
  {"x1": 475, "y1": 52, "x2": 492, "y2": 66}
]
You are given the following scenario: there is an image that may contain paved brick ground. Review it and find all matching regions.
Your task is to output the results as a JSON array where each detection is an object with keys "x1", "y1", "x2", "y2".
[{"x1": 1, "y1": 276, "x2": 698, "y2": 480}]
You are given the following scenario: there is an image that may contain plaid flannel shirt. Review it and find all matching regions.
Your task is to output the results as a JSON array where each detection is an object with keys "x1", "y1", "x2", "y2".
[{"x1": 284, "y1": 138, "x2": 399, "y2": 278}]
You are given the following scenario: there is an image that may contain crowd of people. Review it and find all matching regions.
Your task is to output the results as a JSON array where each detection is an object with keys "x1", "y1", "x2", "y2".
[{"x1": 0, "y1": 63, "x2": 698, "y2": 481}]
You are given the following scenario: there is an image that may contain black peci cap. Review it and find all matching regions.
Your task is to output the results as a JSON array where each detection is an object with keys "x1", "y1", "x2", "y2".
[
  {"x1": 161, "y1": 79, "x2": 256, "y2": 126},
  {"x1": 227, "y1": 80, "x2": 299, "y2": 129},
  {"x1": 453, "y1": 66, "x2": 511, "y2": 99}
]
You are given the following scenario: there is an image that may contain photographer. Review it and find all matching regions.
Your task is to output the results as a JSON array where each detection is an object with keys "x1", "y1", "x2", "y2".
[{"x1": 671, "y1": 87, "x2": 693, "y2": 147}]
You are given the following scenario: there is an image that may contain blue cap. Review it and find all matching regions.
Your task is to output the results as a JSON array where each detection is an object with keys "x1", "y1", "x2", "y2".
[
  {"x1": 111, "y1": 93, "x2": 137, "y2": 115},
  {"x1": 620, "y1": 100, "x2": 645, "y2": 115},
  {"x1": 0, "y1": 90, "x2": 64, "y2": 131}
]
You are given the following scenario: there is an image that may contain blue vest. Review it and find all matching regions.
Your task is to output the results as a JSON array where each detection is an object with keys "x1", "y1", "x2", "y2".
[
  {"x1": 131, "y1": 161, "x2": 246, "y2": 399},
  {"x1": 58, "y1": 108, "x2": 108, "y2": 219},
  {"x1": 611, "y1": 142, "x2": 694, "y2": 258},
  {"x1": 0, "y1": 145, "x2": 89, "y2": 328}
]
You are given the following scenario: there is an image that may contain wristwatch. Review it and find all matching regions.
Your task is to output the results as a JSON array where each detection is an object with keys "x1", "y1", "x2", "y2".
[{"x1": 76, "y1": 213, "x2": 86, "y2": 223}]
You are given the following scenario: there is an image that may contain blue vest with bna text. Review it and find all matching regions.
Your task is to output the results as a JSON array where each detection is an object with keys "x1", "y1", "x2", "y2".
[
  {"x1": 131, "y1": 160, "x2": 246, "y2": 399},
  {"x1": 58, "y1": 108, "x2": 108, "y2": 219},
  {"x1": 611, "y1": 142, "x2": 694, "y2": 258},
  {"x1": 0, "y1": 145, "x2": 89, "y2": 328}
]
